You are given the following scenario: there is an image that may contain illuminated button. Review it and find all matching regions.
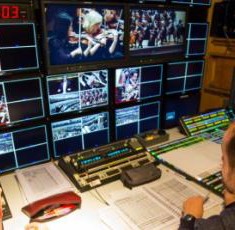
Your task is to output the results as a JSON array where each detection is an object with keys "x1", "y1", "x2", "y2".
[
  {"x1": 214, "y1": 184, "x2": 223, "y2": 190},
  {"x1": 136, "y1": 147, "x2": 143, "y2": 151}
]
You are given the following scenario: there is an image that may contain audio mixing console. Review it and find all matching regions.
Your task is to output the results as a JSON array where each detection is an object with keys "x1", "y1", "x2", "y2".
[
  {"x1": 148, "y1": 136, "x2": 224, "y2": 197},
  {"x1": 179, "y1": 108, "x2": 230, "y2": 136},
  {"x1": 199, "y1": 129, "x2": 225, "y2": 144},
  {"x1": 200, "y1": 171, "x2": 223, "y2": 196},
  {"x1": 148, "y1": 135, "x2": 205, "y2": 157},
  {"x1": 58, "y1": 138, "x2": 154, "y2": 192},
  {"x1": 1, "y1": 184, "x2": 12, "y2": 220}
]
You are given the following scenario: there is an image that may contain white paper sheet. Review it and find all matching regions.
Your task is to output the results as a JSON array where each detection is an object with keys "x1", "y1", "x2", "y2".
[
  {"x1": 15, "y1": 162, "x2": 74, "y2": 203},
  {"x1": 99, "y1": 176, "x2": 221, "y2": 230}
]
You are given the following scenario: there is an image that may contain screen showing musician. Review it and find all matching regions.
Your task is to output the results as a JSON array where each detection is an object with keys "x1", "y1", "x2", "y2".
[
  {"x1": 129, "y1": 7, "x2": 186, "y2": 57},
  {"x1": 115, "y1": 64, "x2": 163, "y2": 104},
  {"x1": 44, "y1": 4, "x2": 125, "y2": 66},
  {"x1": 47, "y1": 69, "x2": 108, "y2": 115}
]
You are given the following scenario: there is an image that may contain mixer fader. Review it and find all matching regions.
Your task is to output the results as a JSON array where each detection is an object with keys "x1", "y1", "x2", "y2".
[{"x1": 58, "y1": 138, "x2": 154, "y2": 192}]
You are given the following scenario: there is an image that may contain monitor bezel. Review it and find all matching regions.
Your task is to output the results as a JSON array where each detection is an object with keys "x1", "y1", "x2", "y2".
[
  {"x1": 127, "y1": 3, "x2": 188, "y2": 65},
  {"x1": 45, "y1": 69, "x2": 109, "y2": 117},
  {"x1": 0, "y1": 122, "x2": 51, "y2": 174},
  {"x1": 50, "y1": 109, "x2": 111, "y2": 158},
  {"x1": 113, "y1": 63, "x2": 163, "y2": 105},
  {"x1": 0, "y1": 22, "x2": 40, "y2": 76},
  {"x1": 40, "y1": 0, "x2": 128, "y2": 75},
  {"x1": 185, "y1": 22, "x2": 209, "y2": 57},
  {"x1": 0, "y1": 75, "x2": 46, "y2": 130}
]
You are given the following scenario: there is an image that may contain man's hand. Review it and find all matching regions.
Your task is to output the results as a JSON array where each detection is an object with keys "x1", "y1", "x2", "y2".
[
  {"x1": 25, "y1": 222, "x2": 48, "y2": 230},
  {"x1": 182, "y1": 196, "x2": 204, "y2": 218}
]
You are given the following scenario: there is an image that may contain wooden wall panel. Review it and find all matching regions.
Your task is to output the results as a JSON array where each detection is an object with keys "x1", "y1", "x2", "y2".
[{"x1": 200, "y1": 0, "x2": 235, "y2": 112}]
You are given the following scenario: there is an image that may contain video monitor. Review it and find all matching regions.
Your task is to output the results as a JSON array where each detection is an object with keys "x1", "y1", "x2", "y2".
[
  {"x1": 165, "y1": 60, "x2": 204, "y2": 95},
  {"x1": 51, "y1": 111, "x2": 109, "y2": 157},
  {"x1": 47, "y1": 69, "x2": 108, "y2": 115},
  {"x1": 186, "y1": 23, "x2": 208, "y2": 57},
  {"x1": 0, "y1": 23, "x2": 39, "y2": 75},
  {"x1": 115, "y1": 101, "x2": 161, "y2": 140},
  {"x1": 0, "y1": 77, "x2": 44, "y2": 127},
  {"x1": 41, "y1": 2, "x2": 125, "y2": 74},
  {"x1": 0, "y1": 125, "x2": 50, "y2": 173},
  {"x1": 129, "y1": 6, "x2": 187, "y2": 60},
  {"x1": 171, "y1": 0, "x2": 211, "y2": 6},
  {"x1": 163, "y1": 93, "x2": 200, "y2": 128},
  {"x1": 115, "y1": 64, "x2": 163, "y2": 104}
]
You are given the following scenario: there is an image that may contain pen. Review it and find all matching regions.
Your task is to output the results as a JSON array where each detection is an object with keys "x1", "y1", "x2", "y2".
[{"x1": 203, "y1": 193, "x2": 210, "y2": 204}]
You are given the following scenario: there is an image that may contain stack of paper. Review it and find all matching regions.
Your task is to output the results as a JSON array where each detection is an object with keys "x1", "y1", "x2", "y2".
[
  {"x1": 15, "y1": 162, "x2": 74, "y2": 203},
  {"x1": 99, "y1": 176, "x2": 221, "y2": 230}
]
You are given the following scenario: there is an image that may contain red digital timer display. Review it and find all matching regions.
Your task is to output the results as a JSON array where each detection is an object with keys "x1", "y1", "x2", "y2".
[{"x1": 0, "y1": 5, "x2": 20, "y2": 19}]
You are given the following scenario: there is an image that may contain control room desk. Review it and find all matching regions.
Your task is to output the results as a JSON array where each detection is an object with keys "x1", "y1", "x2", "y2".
[{"x1": 1, "y1": 128, "x2": 224, "y2": 230}]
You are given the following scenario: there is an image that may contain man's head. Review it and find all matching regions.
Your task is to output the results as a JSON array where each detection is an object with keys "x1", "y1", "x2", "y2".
[{"x1": 221, "y1": 122, "x2": 235, "y2": 193}]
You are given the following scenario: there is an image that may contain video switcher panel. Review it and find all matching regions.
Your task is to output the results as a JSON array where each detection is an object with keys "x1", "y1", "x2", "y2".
[{"x1": 58, "y1": 138, "x2": 154, "y2": 192}]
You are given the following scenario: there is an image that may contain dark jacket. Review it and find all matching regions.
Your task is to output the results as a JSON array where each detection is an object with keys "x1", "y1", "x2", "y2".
[{"x1": 179, "y1": 202, "x2": 235, "y2": 230}]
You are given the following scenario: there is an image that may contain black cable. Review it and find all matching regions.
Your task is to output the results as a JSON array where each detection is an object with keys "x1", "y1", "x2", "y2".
[{"x1": 85, "y1": 167, "x2": 109, "y2": 206}]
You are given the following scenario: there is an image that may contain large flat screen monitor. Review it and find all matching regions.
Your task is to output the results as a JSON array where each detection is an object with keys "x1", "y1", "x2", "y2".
[
  {"x1": 129, "y1": 6, "x2": 187, "y2": 61},
  {"x1": 115, "y1": 101, "x2": 161, "y2": 140},
  {"x1": 51, "y1": 111, "x2": 110, "y2": 157},
  {"x1": 41, "y1": 2, "x2": 125, "y2": 74},
  {"x1": 115, "y1": 64, "x2": 163, "y2": 104},
  {"x1": 0, "y1": 23, "x2": 39, "y2": 75},
  {"x1": 0, "y1": 77, "x2": 44, "y2": 127},
  {"x1": 165, "y1": 60, "x2": 204, "y2": 95},
  {"x1": 47, "y1": 69, "x2": 108, "y2": 115},
  {"x1": 0, "y1": 125, "x2": 50, "y2": 173}
]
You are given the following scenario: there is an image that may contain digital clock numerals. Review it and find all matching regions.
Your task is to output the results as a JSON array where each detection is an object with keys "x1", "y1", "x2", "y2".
[{"x1": 0, "y1": 6, "x2": 20, "y2": 19}]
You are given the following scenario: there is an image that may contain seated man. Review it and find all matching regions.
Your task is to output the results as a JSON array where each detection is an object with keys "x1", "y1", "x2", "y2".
[{"x1": 179, "y1": 122, "x2": 235, "y2": 229}]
